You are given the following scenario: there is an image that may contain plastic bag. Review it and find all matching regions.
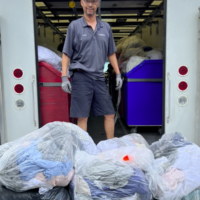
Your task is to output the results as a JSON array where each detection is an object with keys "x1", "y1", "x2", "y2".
[
  {"x1": 97, "y1": 133, "x2": 149, "y2": 152},
  {"x1": 160, "y1": 144, "x2": 200, "y2": 200},
  {"x1": 150, "y1": 132, "x2": 192, "y2": 159},
  {"x1": 38, "y1": 46, "x2": 62, "y2": 72},
  {"x1": 0, "y1": 122, "x2": 99, "y2": 193},
  {"x1": 70, "y1": 151, "x2": 151, "y2": 200},
  {"x1": 122, "y1": 56, "x2": 148, "y2": 73},
  {"x1": 119, "y1": 61, "x2": 128, "y2": 69},
  {"x1": 42, "y1": 44, "x2": 62, "y2": 58},
  {"x1": 145, "y1": 50, "x2": 163, "y2": 60},
  {"x1": 121, "y1": 134, "x2": 150, "y2": 148},
  {"x1": 97, "y1": 137, "x2": 135, "y2": 152},
  {"x1": 116, "y1": 37, "x2": 128, "y2": 46},
  {"x1": 118, "y1": 36, "x2": 146, "y2": 53},
  {"x1": 0, "y1": 185, "x2": 71, "y2": 200},
  {"x1": 101, "y1": 146, "x2": 169, "y2": 199},
  {"x1": 116, "y1": 37, "x2": 128, "y2": 53},
  {"x1": 119, "y1": 48, "x2": 146, "y2": 62}
]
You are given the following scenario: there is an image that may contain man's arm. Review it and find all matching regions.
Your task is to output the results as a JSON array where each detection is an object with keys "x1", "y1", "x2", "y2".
[
  {"x1": 62, "y1": 53, "x2": 70, "y2": 76},
  {"x1": 108, "y1": 53, "x2": 120, "y2": 74},
  {"x1": 61, "y1": 53, "x2": 71, "y2": 93},
  {"x1": 108, "y1": 53, "x2": 122, "y2": 90}
]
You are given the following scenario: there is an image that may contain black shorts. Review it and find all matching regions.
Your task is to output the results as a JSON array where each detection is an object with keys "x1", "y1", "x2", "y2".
[{"x1": 70, "y1": 71, "x2": 115, "y2": 118}]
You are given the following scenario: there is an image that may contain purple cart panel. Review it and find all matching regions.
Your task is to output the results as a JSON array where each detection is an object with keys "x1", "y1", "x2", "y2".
[
  {"x1": 123, "y1": 81, "x2": 162, "y2": 126},
  {"x1": 123, "y1": 60, "x2": 163, "y2": 79},
  {"x1": 122, "y1": 59, "x2": 163, "y2": 126}
]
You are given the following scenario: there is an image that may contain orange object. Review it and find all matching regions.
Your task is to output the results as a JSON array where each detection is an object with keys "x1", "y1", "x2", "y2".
[{"x1": 123, "y1": 155, "x2": 129, "y2": 161}]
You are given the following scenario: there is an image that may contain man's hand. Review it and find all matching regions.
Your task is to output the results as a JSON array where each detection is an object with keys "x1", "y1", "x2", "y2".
[
  {"x1": 115, "y1": 73, "x2": 123, "y2": 90},
  {"x1": 61, "y1": 76, "x2": 72, "y2": 94}
]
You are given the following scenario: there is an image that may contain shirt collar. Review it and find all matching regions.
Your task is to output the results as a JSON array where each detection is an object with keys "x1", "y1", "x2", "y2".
[{"x1": 81, "y1": 16, "x2": 103, "y2": 28}]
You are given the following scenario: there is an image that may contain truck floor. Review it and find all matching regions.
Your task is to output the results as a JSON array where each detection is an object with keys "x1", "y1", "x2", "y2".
[{"x1": 87, "y1": 112, "x2": 162, "y2": 145}]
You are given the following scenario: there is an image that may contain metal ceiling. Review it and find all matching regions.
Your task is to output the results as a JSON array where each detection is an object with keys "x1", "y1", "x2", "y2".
[{"x1": 36, "y1": 0, "x2": 164, "y2": 41}]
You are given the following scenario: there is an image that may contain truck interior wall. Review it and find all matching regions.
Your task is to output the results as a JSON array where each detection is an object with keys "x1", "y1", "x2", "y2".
[
  {"x1": 141, "y1": 18, "x2": 164, "y2": 49},
  {"x1": 36, "y1": 19, "x2": 61, "y2": 49}
]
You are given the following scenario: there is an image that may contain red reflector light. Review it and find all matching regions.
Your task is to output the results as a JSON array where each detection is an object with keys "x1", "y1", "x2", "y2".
[
  {"x1": 14, "y1": 84, "x2": 24, "y2": 94},
  {"x1": 123, "y1": 155, "x2": 129, "y2": 161},
  {"x1": 13, "y1": 68, "x2": 23, "y2": 79},
  {"x1": 178, "y1": 81, "x2": 188, "y2": 91},
  {"x1": 179, "y1": 66, "x2": 188, "y2": 76}
]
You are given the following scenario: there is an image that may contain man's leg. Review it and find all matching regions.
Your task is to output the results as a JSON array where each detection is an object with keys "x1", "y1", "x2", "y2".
[
  {"x1": 104, "y1": 114, "x2": 115, "y2": 139},
  {"x1": 70, "y1": 72, "x2": 93, "y2": 132},
  {"x1": 77, "y1": 117, "x2": 88, "y2": 132}
]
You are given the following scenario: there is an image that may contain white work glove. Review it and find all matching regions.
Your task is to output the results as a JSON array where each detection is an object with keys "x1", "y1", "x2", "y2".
[
  {"x1": 115, "y1": 73, "x2": 123, "y2": 90},
  {"x1": 61, "y1": 76, "x2": 72, "y2": 94}
]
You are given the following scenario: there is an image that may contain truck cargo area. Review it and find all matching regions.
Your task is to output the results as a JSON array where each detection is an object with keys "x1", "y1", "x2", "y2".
[{"x1": 35, "y1": 0, "x2": 166, "y2": 144}]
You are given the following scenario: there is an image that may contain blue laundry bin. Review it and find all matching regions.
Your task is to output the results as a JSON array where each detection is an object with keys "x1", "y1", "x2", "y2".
[{"x1": 122, "y1": 60, "x2": 163, "y2": 127}]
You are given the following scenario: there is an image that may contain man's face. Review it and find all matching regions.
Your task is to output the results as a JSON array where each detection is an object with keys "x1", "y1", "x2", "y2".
[{"x1": 80, "y1": 0, "x2": 99, "y2": 17}]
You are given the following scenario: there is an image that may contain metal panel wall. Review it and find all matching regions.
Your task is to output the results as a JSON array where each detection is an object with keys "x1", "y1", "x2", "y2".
[
  {"x1": 0, "y1": 0, "x2": 39, "y2": 143},
  {"x1": 0, "y1": 25, "x2": 6, "y2": 144},
  {"x1": 165, "y1": 0, "x2": 200, "y2": 145}
]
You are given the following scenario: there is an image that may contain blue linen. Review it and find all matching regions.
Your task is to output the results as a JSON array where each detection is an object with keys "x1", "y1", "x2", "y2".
[
  {"x1": 83, "y1": 168, "x2": 151, "y2": 200},
  {"x1": 17, "y1": 142, "x2": 73, "y2": 181}
]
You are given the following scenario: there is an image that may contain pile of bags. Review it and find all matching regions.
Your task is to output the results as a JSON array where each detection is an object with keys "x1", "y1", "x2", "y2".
[
  {"x1": 116, "y1": 35, "x2": 163, "y2": 73},
  {"x1": 0, "y1": 122, "x2": 200, "y2": 200}
]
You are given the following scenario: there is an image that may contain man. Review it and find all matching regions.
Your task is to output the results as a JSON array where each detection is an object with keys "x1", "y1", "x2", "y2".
[{"x1": 61, "y1": 0, "x2": 122, "y2": 139}]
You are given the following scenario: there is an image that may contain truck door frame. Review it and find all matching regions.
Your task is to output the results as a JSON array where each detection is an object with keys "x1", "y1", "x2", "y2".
[{"x1": 162, "y1": 0, "x2": 167, "y2": 134}]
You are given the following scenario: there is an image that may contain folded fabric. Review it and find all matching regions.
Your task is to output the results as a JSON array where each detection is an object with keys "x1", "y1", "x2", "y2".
[{"x1": 162, "y1": 168, "x2": 184, "y2": 191}]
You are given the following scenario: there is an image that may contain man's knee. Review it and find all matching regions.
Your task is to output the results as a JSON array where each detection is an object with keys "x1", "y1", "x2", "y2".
[{"x1": 104, "y1": 114, "x2": 115, "y2": 120}]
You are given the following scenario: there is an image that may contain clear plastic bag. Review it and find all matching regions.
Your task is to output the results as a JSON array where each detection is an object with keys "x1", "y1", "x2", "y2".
[
  {"x1": 100, "y1": 146, "x2": 169, "y2": 199},
  {"x1": 150, "y1": 132, "x2": 192, "y2": 159},
  {"x1": 116, "y1": 37, "x2": 128, "y2": 53},
  {"x1": 38, "y1": 46, "x2": 62, "y2": 72},
  {"x1": 145, "y1": 50, "x2": 163, "y2": 60},
  {"x1": 42, "y1": 44, "x2": 62, "y2": 58},
  {"x1": 151, "y1": 133, "x2": 200, "y2": 200},
  {"x1": 0, "y1": 122, "x2": 99, "y2": 193},
  {"x1": 117, "y1": 36, "x2": 146, "y2": 53},
  {"x1": 119, "y1": 61, "x2": 128, "y2": 69},
  {"x1": 71, "y1": 151, "x2": 151, "y2": 200},
  {"x1": 121, "y1": 134, "x2": 150, "y2": 148},
  {"x1": 97, "y1": 133, "x2": 149, "y2": 152},
  {"x1": 160, "y1": 145, "x2": 200, "y2": 200},
  {"x1": 122, "y1": 56, "x2": 148, "y2": 73},
  {"x1": 119, "y1": 48, "x2": 146, "y2": 62}
]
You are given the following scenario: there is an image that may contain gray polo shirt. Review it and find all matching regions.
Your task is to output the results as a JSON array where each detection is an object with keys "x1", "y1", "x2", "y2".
[{"x1": 62, "y1": 17, "x2": 116, "y2": 81}]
